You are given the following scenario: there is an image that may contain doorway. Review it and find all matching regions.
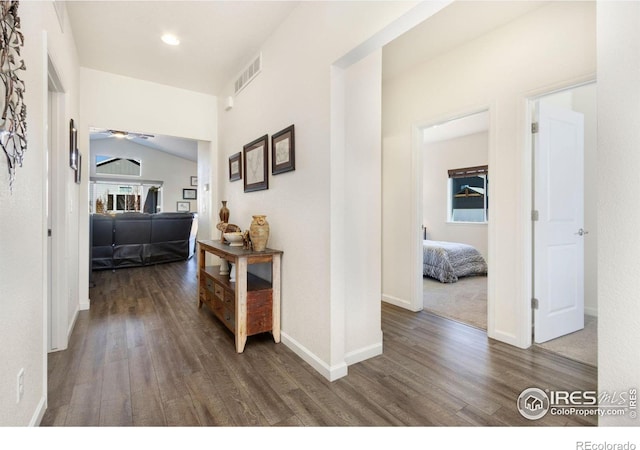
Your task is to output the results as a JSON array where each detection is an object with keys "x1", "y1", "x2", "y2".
[
  {"x1": 531, "y1": 82, "x2": 597, "y2": 366},
  {"x1": 47, "y1": 57, "x2": 67, "y2": 352},
  {"x1": 420, "y1": 110, "x2": 490, "y2": 330}
]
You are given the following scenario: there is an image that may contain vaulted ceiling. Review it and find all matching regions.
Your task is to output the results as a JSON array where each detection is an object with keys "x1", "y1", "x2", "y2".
[{"x1": 66, "y1": 1, "x2": 299, "y2": 96}]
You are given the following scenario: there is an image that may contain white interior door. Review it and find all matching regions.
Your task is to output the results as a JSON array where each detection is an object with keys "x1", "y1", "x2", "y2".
[{"x1": 534, "y1": 102, "x2": 585, "y2": 343}]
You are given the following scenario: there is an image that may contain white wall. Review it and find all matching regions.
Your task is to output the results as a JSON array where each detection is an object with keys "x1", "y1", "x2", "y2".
[
  {"x1": 342, "y1": 49, "x2": 383, "y2": 365},
  {"x1": 382, "y1": 1, "x2": 596, "y2": 346},
  {"x1": 423, "y1": 131, "x2": 488, "y2": 260},
  {"x1": 89, "y1": 139, "x2": 198, "y2": 213},
  {"x1": 216, "y1": 1, "x2": 421, "y2": 379},
  {"x1": 597, "y1": 1, "x2": 640, "y2": 426},
  {"x1": 0, "y1": 2, "x2": 80, "y2": 426}
]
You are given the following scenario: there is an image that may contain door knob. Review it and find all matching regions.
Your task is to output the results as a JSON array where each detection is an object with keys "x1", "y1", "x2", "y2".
[{"x1": 575, "y1": 228, "x2": 589, "y2": 236}]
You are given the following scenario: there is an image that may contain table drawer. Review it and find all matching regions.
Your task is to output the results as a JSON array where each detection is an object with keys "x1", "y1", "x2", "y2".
[{"x1": 213, "y1": 283, "x2": 224, "y2": 302}]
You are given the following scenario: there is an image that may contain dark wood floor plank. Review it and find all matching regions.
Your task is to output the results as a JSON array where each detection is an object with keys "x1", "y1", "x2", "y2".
[
  {"x1": 100, "y1": 397, "x2": 133, "y2": 426},
  {"x1": 42, "y1": 259, "x2": 598, "y2": 427},
  {"x1": 163, "y1": 394, "x2": 201, "y2": 426},
  {"x1": 64, "y1": 379, "x2": 103, "y2": 426}
]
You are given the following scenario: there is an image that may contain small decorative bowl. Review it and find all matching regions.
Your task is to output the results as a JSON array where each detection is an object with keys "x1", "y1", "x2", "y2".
[{"x1": 224, "y1": 232, "x2": 244, "y2": 247}]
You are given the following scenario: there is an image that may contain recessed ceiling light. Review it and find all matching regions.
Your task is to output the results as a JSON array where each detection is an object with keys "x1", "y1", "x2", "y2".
[{"x1": 161, "y1": 34, "x2": 180, "y2": 46}]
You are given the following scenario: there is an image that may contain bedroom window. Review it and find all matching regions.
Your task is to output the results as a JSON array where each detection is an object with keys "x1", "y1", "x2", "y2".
[{"x1": 448, "y1": 165, "x2": 488, "y2": 223}]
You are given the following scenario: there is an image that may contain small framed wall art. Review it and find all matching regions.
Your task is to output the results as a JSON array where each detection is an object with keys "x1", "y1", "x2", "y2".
[
  {"x1": 272, "y1": 124, "x2": 295, "y2": 175},
  {"x1": 229, "y1": 152, "x2": 242, "y2": 181},
  {"x1": 243, "y1": 134, "x2": 268, "y2": 192},
  {"x1": 190, "y1": 176, "x2": 198, "y2": 186},
  {"x1": 177, "y1": 201, "x2": 190, "y2": 212},
  {"x1": 75, "y1": 152, "x2": 82, "y2": 184},
  {"x1": 69, "y1": 119, "x2": 78, "y2": 170},
  {"x1": 183, "y1": 188, "x2": 197, "y2": 200}
]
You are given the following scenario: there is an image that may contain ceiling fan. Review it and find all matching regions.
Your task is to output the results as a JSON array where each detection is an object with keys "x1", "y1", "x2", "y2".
[{"x1": 91, "y1": 128, "x2": 155, "y2": 140}]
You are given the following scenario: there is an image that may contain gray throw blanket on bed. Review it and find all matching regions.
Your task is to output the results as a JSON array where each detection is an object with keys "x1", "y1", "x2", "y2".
[{"x1": 423, "y1": 240, "x2": 488, "y2": 283}]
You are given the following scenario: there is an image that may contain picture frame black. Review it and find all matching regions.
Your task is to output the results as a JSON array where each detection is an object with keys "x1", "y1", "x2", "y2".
[
  {"x1": 74, "y1": 152, "x2": 82, "y2": 184},
  {"x1": 190, "y1": 176, "x2": 198, "y2": 186},
  {"x1": 272, "y1": 124, "x2": 295, "y2": 175},
  {"x1": 177, "y1": 201, "x2": 190, "y2": 212},
  {"x1": 229, "y1": 152, "x2": 242, "y2": 181},
  {"x1": 183, "y1": 188, "x2": 197, "y2": 200},
  {"x1": 69, "y1": 119, "x2": 78, "y2": 170},
  {"x1": 243, "y1": 134, "x2": 269, "y2": 192}
]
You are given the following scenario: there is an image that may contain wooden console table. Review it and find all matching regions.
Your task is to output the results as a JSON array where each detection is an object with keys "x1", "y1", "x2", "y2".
[{"x1": 197, "y1": 239, "x2": 282, "y2": 353}]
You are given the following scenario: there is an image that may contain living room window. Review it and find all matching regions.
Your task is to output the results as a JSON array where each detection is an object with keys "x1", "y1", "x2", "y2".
[
  {"x1": 90, "y1": 181, "x2": 163, "y2": 214},
  {"x1": 448, "y1": 165, "x2": 488, "y2": 223}
]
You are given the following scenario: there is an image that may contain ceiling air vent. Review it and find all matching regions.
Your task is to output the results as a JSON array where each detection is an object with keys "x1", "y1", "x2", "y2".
[{"x1": 234, "y1": 53, "x2": 262, "y2": 95}]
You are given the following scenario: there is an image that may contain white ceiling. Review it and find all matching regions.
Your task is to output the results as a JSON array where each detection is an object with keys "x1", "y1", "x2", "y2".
[
  {"x1": 382, "y1": 1, "x2": 547, "y2": 81},
  {"x1": 66, "y1": 1, "x2": 299, "y2": 96},
  {"x1": 70, "y1": 1, "x2": 548, "y2": 159},
  {"x1": 423, "y1": 110, "x2": 489, "y2": 144},
  {"x1": 89, "y1": 128, "x2": 199, "y2": 161}
]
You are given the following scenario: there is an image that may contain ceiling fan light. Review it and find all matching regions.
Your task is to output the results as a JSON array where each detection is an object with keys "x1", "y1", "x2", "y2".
[
  {"x1": 161, "y1": 34, "x2": 180, "y2": 46},
  {"x1": 112, "y1": 131, "x2": 127, "y2": 138}
]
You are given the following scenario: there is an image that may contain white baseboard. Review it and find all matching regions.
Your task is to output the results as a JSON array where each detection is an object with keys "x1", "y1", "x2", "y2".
[
  {"x1": 31, "y1": 395, "x2": 47, "y2": 426},
  {"x1": 585, "y1": 306, "x2": 598, "y2": 317},
  {"x1": 382, "y1": 293, "x2": 421, "y2": 311},
  {"x1": 66, "y1": 306, "x2": 80, "y2": 345},
  {"x1": 80, "y1": 297, "x2": 90, "y2": 311},
  {"x1": 280, "y1": 332, "x2": 348, "y2": 381},
  {"x1": 488, "y1": 328, "x2": 524, "y2": 348},
  {"x1": 344, "y1": 337, "x2": 383, "y2": 366}
]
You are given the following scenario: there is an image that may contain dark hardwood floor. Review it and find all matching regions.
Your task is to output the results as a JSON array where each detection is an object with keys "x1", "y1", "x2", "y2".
[{"x1": 41, "y1": 258, "x2": 597, "y2": 426}]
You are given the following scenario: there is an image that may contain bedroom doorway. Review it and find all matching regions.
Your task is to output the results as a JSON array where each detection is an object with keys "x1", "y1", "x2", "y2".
[
  {"x1": 531, "y1": 82, "x2": 597, "y2": 366},
  {"x1": 420, "y1": 110, "x2": 490, "y2": 331}
]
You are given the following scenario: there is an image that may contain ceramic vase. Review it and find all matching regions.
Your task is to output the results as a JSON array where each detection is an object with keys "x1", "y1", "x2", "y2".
[
  {"x1": 249, "y1": 215, "x2": 269, "y2": 251},
  {"x1": 219, "y1": 201, "x2": 230, "y2": 223}
]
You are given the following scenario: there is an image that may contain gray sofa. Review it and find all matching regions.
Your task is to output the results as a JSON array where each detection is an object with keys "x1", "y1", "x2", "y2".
[{"x1": 91, "y1": 212, "x2": 197, "y2": 270}]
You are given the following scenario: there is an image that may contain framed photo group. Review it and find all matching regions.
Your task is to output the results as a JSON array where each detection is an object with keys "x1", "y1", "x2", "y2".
[
  {"x1": 177, "y1": 176, "x2": 198, "y2": 212},
  {"x1": 229, "y1": 124, "x2": 295, "y2": 193}
]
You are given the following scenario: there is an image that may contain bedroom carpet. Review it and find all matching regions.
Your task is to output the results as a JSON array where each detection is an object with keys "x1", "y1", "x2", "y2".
[
  {"x1": 422, "y1": 276, "x2": 597, "y2": 367},
  {"x1": 423, "y1": 275, "x2": 488, "y2": 330},
  {"x1": 536, "y1": 315, "x2": 597, "y2": 367}
]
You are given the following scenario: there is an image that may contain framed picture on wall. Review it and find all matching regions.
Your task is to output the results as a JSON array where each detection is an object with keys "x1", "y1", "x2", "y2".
[
  {"x1": 190, "y1": 176, "x2": 198, "y2": 186},
  {"x1": 229, "y1": 152, "x2": 242, "y2": 181},
  {"x1": 69, "y1": 119, "x2": 78, "y2": 170},
  {"x1": 177, "y1": 201, "x2": 190, "y2": 212},
  {"x1": 183, "y1": 188, "x2": 197, "y2": 200},
  {"x1": 243, "y1": 134, "x2": 268, "y2": 192},
  {"x1": 272, "y1": 124, "x2": 295, "y2": 175},
  {"x1": 75, "y1": 152, "x2": 82, "y2": 184}
]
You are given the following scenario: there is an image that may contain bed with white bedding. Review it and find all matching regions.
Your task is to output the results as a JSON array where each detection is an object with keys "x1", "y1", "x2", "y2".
[{"x1": 423, "y1": 240, "x2": 487, "y2": 283}]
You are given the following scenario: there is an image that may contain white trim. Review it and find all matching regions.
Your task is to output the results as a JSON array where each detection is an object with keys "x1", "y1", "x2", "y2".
[
  {"x1": 488, "y1": 329, "x2": 522, "y2": 348},
  {"x1": 41, "y1": 32, "x2": 49, "y2": 425},
  {"x1": 382, "y1": 293, "x2": 420, "y2": 312},
  {"x1": 585, "y1": 306, "x2": 598, "y2": 317},
  {"x1": 30, "y1": 395, "x2": 47, "y2": 426},
  {"x1": 79, "y1": 298, "x2": 90, "y2": 311},
  {"x1": 47, "y1": 59, "x2": 68, "y2": 353},
  {"x1": 281, "y1": 331, "x2": 348, "y2": 382},
  {"x1": 67, "y1": 306, "x2": 80, "y2": 340},
  {"x1": 409, "y1": 124, "x2": 424, "y2": 312},
  {"x1": 344, "y1": 336, "x2": 383, "y2": 366}
]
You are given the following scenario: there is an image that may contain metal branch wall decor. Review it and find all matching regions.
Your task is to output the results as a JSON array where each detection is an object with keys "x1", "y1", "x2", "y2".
[{"x1": 0, "y1": 0, "x2": 26, "y2": 190}]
